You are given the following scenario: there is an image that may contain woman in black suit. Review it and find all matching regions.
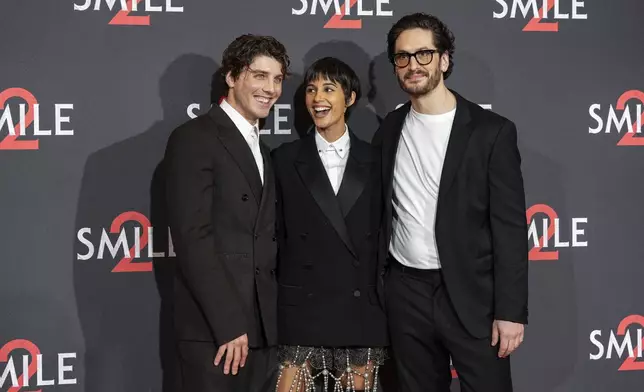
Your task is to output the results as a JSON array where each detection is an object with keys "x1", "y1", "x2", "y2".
[{"x1": 271, "y1": 57, "x2": 388, "y2": 392}]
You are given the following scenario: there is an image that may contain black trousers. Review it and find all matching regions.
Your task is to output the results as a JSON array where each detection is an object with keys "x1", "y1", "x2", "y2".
[
  {"x1": 384, "y1": 258, "x2": 513, "y2": 392},
  {"x1": 176, "y1": 341, "x2": 278, "y2": 392}
]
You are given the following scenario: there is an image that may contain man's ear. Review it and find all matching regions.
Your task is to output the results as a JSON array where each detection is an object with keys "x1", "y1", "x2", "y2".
[
  {"x1": 225, "y1": 71, "x2": 235, "y2": 89},
  {"x1": 440, "y1": 52, "x2": 450, "y2": 73}
]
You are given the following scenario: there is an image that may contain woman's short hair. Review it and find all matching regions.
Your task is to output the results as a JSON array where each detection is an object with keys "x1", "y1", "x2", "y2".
[{"x1": 303, "y1": 57, "x2": 361, "y2": 115}]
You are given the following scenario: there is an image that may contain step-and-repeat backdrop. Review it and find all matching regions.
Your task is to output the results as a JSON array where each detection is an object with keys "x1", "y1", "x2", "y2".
[{"x1": 1, "y1": 1, "x2": 643, "y2": 391}]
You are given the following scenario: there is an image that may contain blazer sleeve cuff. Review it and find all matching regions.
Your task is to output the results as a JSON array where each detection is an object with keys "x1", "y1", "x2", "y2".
[
  {"x1": 494, "y1": 310, "x2": 528, "y2": 325},
  {"x1": 211, "y1": 323, "x2": 247, "y2": 347}
]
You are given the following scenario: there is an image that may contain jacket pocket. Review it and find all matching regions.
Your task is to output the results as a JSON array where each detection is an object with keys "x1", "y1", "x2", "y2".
[{"x1": 278, "y1": 284, "x2": 304, "y2": 306}]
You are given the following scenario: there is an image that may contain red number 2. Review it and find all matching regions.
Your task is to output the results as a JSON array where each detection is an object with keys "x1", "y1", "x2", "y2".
[
  {"x1": 110, "y1": 211, "x2": 153, "y2": 272},
  {"x1": 617, "y1": 315, "x2": 644, "y2": 371},
  {"x1": 526, "y1": 204, "x2": 559, "y2": 261},
  {"x1": 109, "y1": 0, "x2": 150, "y2": 26},
  {"x1": 616, "y1": 90, "x2": 644, "y2": 146},
  {"x1": 324, "y1": 0, "x2": 361, "y2": 29},
  {"x1": 0, "y1": 88, "x2": 39, "y2": 150},
  {"x1": 0, "y1": 339, "x2": 42, "y2": 392},
  {"x1": 523, "y1": 0, "x2": 558, "y2": 32}
]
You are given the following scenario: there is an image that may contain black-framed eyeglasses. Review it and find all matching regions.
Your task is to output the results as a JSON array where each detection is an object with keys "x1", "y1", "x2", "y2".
[{"x1": 392, "y1": 49, "x2": 438, "y2": 68}]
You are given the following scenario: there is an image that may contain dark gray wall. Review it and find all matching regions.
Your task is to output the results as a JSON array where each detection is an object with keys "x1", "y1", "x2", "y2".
[{"x1": 1, "y1": 0, "x2": 643, "y2": 390}]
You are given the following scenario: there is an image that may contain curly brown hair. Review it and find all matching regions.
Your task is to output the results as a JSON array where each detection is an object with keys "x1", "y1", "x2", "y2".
[{"x1": 220, "y1": 34, "x2": 291, "y2": 83}]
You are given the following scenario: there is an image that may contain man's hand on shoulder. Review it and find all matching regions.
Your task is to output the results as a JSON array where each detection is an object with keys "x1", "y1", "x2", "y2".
[
  {"x1": 214, "y1": 333, "x2": 249, "y2": 375},
  {"x1": 491, "y1": 320, "x2": 524, "y2": 358}
]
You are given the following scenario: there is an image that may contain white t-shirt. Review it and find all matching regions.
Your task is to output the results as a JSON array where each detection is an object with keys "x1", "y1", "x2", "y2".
[{"x1": 389, "y1": 106, "x2": 456, "y2": 269}]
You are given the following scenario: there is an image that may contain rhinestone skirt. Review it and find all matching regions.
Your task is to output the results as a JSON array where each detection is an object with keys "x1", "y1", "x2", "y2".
[{"x1": 276, "y1": 345, "x2": 387, "y2": 392}]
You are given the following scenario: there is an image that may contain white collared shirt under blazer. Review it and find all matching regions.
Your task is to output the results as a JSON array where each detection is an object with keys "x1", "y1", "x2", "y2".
[{"x1": 314, "y1": 124, "x2": 350, "y2": 195}]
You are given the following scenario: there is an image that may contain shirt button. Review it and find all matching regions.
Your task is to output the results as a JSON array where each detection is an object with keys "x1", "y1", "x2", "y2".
[
  {"x1": 353, "y1": 290, "x2": 361, "y2": 298},
  {"x1": 242, "y1": 194, "x2": 249, "y2": 201},
  {"x1": 255, "y1": 268, "x2": 260, "y2": 275},
  {"x1": 353, "y1": 260, "x2": 360, "y2": 267}
]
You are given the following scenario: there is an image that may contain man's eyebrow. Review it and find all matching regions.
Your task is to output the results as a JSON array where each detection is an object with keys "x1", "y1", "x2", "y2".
[
  {"x1": 248, "y1": 68, "x2": 283, "y2": 76},
  {"x1": 396, "y1": 46, "x2": 432, "y2": 54}
]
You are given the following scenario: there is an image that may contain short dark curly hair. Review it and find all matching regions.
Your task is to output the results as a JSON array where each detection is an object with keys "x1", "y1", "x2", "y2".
[
  {"x1": 387, "y1": 13, "x2": 456, "y2": 80},
  {"x1": 220, "y1": 34, "x2": 291, "y2": 83}
]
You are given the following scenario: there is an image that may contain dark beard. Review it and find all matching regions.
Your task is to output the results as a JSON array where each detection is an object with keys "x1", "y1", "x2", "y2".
[{"x1": 397, "y1": 69, "x2": 440, "y2": 96}]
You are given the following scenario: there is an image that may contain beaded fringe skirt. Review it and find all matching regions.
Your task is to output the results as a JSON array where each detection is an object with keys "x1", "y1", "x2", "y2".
[{"x1": 276, "y1": 345, "x2": 387, "y2": 392}]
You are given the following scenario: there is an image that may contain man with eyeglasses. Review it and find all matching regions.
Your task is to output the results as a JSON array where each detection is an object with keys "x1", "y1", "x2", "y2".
[{"x1": 372, "y1": 12, "x2": 529, "y2": 392}]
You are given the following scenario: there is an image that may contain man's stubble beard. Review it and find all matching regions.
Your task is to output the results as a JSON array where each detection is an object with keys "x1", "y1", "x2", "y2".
[{"x1": 397, "y1": 68, "x2": 441, "y2": 97}]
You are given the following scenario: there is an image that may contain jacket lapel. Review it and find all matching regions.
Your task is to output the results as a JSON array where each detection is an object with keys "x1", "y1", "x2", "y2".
[
  {"x1": 295, "y1": 132, "x2": 357, "y2": 257},
  {"x1": 381, "y1": 95, "x2": 475, "y2": 238},
  {"x1": 255, "y1": 142, "x2": 275, "y2": 230},
  {"x1": 436, "y1": 91, "x2": 474, "y2": 207},
  {"x1": 336, "y1": 132, "x2": 370, "y2": 218},
  {"x1": 382, "y1": 103, "x2": 410, "y2": 241},
  {"x1": 208, "y1": 105, "x2": 263, "y2": 204}
]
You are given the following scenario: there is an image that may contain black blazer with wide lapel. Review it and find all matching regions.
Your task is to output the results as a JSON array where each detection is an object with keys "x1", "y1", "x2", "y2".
[
  {"x1": 293, "y1": 128, "x2": 369, "y2": 258},
  {"x1": 272, "y1": 127, "x2": 387, "y2": 347},
  {"x1": 166, "y1": 103, "x2": 279, "y2": 352},
  {"x1": 209, "y1": 105, "x2": 279, "y2": 343}
]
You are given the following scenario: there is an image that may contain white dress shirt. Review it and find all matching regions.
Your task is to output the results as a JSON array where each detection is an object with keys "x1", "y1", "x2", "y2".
[
  {"x1": 315, "y1": 125, "x2": 350, "y2": 195},
  {"x1": 220, "y1": 99, "x2": 264, "y2": 184},
  {"x1": 389, "y1": 106, "x2": 456, "y2": 269}
]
